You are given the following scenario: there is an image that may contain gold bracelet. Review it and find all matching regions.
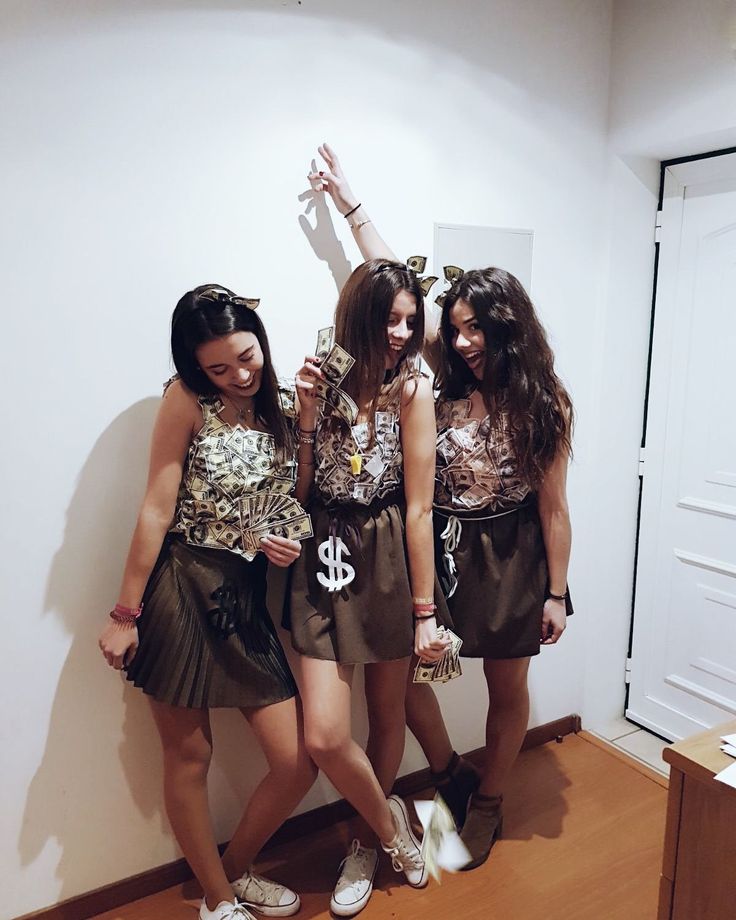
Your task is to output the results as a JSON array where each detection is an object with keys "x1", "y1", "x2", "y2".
[
  {"x1": 412, "y1": 596, "x2": 434, "y2": 605},
  {"x1": 349, "y1": 218, "x2": 371, "y2": 231}
]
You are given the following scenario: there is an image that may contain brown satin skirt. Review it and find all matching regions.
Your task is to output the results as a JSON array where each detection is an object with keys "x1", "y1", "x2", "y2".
[
  {"x1": 434, "y1": 498, "x2": 573, "y2": 659},
  {"x1": 287, "y1": 496, "x2": 450, "y2": 664},
  {"x1": 125, "y1": 535, "x2": 297, "y2": 708}
]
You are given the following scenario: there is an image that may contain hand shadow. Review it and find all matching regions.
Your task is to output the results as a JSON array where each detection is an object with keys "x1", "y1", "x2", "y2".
[{"x1": 298, "y1": 161, "x2": 353, "y2": 294}]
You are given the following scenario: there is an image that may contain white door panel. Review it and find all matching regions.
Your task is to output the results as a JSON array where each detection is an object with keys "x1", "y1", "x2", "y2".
[{"x1": 627, "y1": 152, "x2": 736, "y2": 741}]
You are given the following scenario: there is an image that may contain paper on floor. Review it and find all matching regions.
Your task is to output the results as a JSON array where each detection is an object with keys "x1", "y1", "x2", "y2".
[
  {"x1": 720, "y1": 733, "x2": 736, "y2": 747},
  {"x1": 720, "y1": 743, "x2": 736, "y2": 758}
]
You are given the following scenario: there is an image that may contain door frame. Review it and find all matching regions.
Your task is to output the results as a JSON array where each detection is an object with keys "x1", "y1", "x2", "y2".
[{"x1": 625, "y1": 145, "x2": 736, "y2": 728}]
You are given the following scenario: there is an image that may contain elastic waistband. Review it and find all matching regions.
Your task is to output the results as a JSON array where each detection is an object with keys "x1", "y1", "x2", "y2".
[{"x1": 433, "y1": 495, "x2": 533, "y2": 522}]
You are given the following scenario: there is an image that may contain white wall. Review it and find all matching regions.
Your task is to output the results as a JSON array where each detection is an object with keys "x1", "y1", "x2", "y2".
[{"x1": 1, "y1": 1, "x2": 620, "y2": 915}]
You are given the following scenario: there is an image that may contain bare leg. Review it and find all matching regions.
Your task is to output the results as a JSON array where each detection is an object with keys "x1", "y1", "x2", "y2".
[
  {"x1": 221, "y1": 696, "x2": 317, "y2": 879},
  {"x1": 299, "y1": 656, "x2": 395, "y2": 843},
  {"x1": 479, "y1": 657, "x2": 531, "y2": 796},
  {"x1": 149, "y1": 700, "x2": 233, "y2": 909},
  {"x1": 364, "y1": 658, "x2": 411, "y2": 792},
  {"x1": 404, "y1": 666, "x2": 453, "y2": 773}
]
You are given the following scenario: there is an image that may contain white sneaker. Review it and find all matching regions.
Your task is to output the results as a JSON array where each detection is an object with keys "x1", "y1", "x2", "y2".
[
  {"x1": 200, "y1": 899, "x2": 256, "y2": 920},
  {"x1": 231, "y1": 870, "x2": 300, "y2": 917},
  {"x1": 381, "y1": 795, "x2": 429, "y2": 888},
  {"x1": 329, "y1": 839, "x2": 379, "y2": 917}
]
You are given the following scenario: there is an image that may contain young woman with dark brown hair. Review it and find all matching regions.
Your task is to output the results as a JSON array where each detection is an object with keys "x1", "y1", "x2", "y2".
[
  {"x1": 287, "y1": 258, "x2": 449, "y2": 916},
  {"x1": 309, "y1": 144, "x2": 573, "y2": 871},
  {"x1": 98, "y1": 285, "x2": 319, "y2": 920}
]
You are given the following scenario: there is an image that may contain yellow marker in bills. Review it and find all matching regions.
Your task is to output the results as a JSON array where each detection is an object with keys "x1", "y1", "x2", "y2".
[{"x1": 350, "y1": 453, "x2": 363, "y2": 475}]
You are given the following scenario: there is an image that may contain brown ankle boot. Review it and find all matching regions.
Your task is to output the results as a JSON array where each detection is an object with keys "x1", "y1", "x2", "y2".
[
  {"x1": 460, "y1": 793, "x2": 503, "y2": 870},
  {"x1": 430, "y1": 752, "x2": 482, "y2": 829}
]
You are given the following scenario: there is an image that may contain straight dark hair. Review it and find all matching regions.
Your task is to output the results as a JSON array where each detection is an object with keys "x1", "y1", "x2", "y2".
[
  {"x1": 333, "y1": 259, "x2": 424, "y2": 434},
  {"x1": 171, "y1": 284, "x2": 291, "y2": 461},
  {"x1": 436, "y1": 268, "x2": 573, "y2": 487}
]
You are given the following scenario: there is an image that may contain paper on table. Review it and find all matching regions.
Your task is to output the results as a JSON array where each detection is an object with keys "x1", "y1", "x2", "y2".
[
  {"x1": 720, "y1": 743, "x2": 736, "y2": 758},
  {"x1": 714, "y1": 760, "x2": 736, "y2": 789}
]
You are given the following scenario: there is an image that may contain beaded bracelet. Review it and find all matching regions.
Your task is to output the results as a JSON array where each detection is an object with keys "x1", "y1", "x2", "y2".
[{"x1": 109, "y1": 603, "x2": 142, "y2": 624}]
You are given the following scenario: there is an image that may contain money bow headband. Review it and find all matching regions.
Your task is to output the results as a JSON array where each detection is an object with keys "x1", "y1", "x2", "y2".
[
  {"x1": 198, "y1": 285, "x2": 260, "y2": 311},
  {"x1": 434, "y1": 265, "x2": 465, "y2": 308},
  {"x1": 405, "y1": 256, "x2": 439, "y2": 299}
]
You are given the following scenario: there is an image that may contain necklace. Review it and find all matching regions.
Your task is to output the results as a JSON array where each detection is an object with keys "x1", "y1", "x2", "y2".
[{"x1": 224, "y1": 394, "x2": 256, "y2": 426}]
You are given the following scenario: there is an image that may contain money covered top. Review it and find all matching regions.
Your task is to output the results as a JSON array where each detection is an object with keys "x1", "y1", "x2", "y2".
[
  {"x1": 434, "y1": 396, "x2": 531, "y2": 512},
  {"x1": 171, "y1": 383, "x2": 312, "y2": 560}
]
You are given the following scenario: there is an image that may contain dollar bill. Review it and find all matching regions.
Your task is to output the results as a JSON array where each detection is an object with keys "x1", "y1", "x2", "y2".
[
  {"x1": 406, "y1": 255, "x2": 427, "y2": 273},
  {"x1": 321, "y1": 342, "x2": 355, "y2": 387},
  {"x1": 415, "y1": 794, "x2": 471, "y2": 880},
  {"x1": 316, "y1": 326, "x2": 335, "y2": 359},
  {"x1": 250, "y1": 513, "x2": 314, "y2": 545},
  {"x1": 418, "y1": 275, "x2": 439, "y2": 298},
  {"x1": 352, "y1": 482, "x2": 375, "y2": 502},
  {"x1": 413, "y1": 627, "x2": 463, "y2": 684},
  {"x1": 443, "y1": 265, "x2": 464, "y2": 284},
  {"x1": 313, "y1": 378, "x2": 358, "y2": 424}
]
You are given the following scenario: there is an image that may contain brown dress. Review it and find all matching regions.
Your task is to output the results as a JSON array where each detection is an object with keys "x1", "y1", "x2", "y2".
[
  {"x1": 125, "y1": 387, "x2": 298, "y2": 708},
  {"x1": 434, "y1": 396, "x2": 572, "y2": 659},
  {"x1": 288, "y1": 393, "x2": 447, "y2": 664}
]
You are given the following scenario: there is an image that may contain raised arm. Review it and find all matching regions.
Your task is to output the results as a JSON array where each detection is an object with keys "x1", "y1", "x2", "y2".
[
  {"x1": 400, "y1": 375, "x2": 449, "y2": 662},
  {"x1": 537, "y1": 448, "x2": 572, "y2": 645},
  {"x1": 98, "y1": 380, "x2": 196, "y2": 670},
  {"x1": 310, "y1": 143, "x2": 397, "y2": 262},
  {"x1": 310, "y1": 143, "x2": 442, "y2": 367}
]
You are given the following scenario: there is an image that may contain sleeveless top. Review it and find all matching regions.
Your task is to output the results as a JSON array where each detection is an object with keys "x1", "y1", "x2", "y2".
[
  {"x1": 171, "y1": 384, "x2": 298, "y2": 560},
  {"x1": 434, "y1": 395, "x2": 531, "y2": 513},
  {"x1": 314, "y1": 389, "x2": 405, "y2": 507}
]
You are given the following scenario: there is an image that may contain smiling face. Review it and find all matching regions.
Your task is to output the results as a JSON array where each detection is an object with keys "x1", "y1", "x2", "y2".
[
  {"x1": 195, "y1": 331, "x2": 264, "y2": 399},
  {"x1": 385, "y1": 289, "x2": 418, "y2": 370},
  {"x1": 449, "y1": 299, "x2": 486, "y2": 379}
]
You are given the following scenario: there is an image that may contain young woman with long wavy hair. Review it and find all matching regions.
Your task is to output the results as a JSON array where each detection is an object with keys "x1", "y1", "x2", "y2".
[{"x1": 309, "y1": 144, "x2": 573, "y2": 870}]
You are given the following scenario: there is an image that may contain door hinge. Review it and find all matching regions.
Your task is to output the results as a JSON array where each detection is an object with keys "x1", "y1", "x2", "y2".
[
  {"x1": 638, "y1": 447, "x2": 646, "y2": 477},
  {"x1": 625, "y1": 657, "x2": 633, "y2": 685},
  {"x1": 654, "y1": 210, "x2": 663, "y2": 244}
]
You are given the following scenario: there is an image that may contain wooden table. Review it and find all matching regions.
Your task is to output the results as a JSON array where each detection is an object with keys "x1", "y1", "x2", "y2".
[{"x1": 659, "y1": 720, "x2": 736, "y2": 919}]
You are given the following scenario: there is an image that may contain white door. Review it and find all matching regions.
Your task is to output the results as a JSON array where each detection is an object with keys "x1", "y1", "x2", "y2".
[{"x1": 627, "y1": 151, "x2": 736, "y2": 741}]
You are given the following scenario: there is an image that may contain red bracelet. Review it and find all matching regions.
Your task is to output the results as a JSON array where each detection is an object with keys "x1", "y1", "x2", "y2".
[
  {"x1": 412, "y1": 603, "x2": 436, "y2": 613},
  {"x1": 109, "y1": 603, "x2": 143, "y2": 623}
]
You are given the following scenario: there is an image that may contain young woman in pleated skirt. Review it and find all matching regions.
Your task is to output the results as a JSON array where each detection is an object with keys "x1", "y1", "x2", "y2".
[{"x1": 98, "y1": 285, "x2": 318, "y2": 920}]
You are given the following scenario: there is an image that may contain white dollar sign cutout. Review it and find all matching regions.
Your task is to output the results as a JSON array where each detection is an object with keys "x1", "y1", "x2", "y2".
[{"x1": 316, "y1": 536, "x2": 356, "y2": 592}]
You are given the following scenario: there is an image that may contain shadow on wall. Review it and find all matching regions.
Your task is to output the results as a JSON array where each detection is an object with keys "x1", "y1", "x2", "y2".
[
  {"x1": 19, "y1": 399, "x2": 169, "y2": 899},
  {"x1": 298, "y1": 180, "x2": 353, "y2": 295}
]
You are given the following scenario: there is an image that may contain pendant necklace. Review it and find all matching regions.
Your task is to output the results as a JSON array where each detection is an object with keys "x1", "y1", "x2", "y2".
[{"x1": 225, "y1": 395, "x2": 256, "y2": 427}]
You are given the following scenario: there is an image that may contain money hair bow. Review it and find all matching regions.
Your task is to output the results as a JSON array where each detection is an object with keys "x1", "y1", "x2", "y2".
[
  {"x1": 434, "y1": 264, "x2": 465, "y2": 308},
  {"x1": 199, "y1": 285, "x2": 260, "y2": 311},
  {"x1": 406, "y1": 255, "x2": 439, "y2": 299}
]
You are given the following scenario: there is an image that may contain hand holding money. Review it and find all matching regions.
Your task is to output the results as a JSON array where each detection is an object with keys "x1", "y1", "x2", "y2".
[
  {"x1": 413, "y1": 627, "x2": 463, "y2": 684},
  {"x1": 260, "y1": 534, "x2": 302, "y2": 568}
]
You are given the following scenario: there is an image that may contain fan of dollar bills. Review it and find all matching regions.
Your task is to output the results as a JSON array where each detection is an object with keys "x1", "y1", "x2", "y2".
[
  {"x1": 414, "y1": 793, "x2": 471, "y2": 881},
  {"x1": 239, "y1": 492, "x2": 313, "y2": 556},
  {"x1": 413, "y1": 626, "x2": 463, "y2": 683},
  {"x1": 314, "y1": 326, "x2": 359, "y2": 424}
]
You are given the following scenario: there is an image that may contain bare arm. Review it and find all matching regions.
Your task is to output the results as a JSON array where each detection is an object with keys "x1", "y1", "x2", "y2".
[
  {"x1": 294, "y1": 354, "x2": 320, "y2": 505},
  {"x1": 98, "y1": 380, "x2": 196, "y2": 669},
  {"x1": 310, "y1": 143, "x2": 397, "y2": 261},
  {"x1": 311, "y1": 143, "x2": 442, "y2": 364},
  {"x1": 537, "y1": 449, "x2": 572, "y2": 645},
  {"x1": 401, "y1": 376, "x2": 448, "y2": 661}
]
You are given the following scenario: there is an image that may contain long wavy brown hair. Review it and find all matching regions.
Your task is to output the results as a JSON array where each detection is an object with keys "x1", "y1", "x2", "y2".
[
  {"x1": 333, "y1": 259, "x2": 424, "y2": 434},
  {"x1": 435, "y1": 268, "x2": 573, "y2": 486}
]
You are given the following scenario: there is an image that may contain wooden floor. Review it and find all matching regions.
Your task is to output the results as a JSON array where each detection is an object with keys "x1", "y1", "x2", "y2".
[{"x1": 93, "y1": 734, "x2": 667, "y2": 920}]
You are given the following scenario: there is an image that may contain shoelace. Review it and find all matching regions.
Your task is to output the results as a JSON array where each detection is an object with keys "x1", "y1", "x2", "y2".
[
  {"x1": 385, "y1": 837, "x2": 422, "y2": 873},
  {"x1": 338, "y1": 842, "x2": 375, "y2": 891},
  {"x1": 239, "y1": 872, "x2": 284, "y2": 905},
  {"x1": 219, "y1": 903, "x2": 256, "y2": 920}
]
